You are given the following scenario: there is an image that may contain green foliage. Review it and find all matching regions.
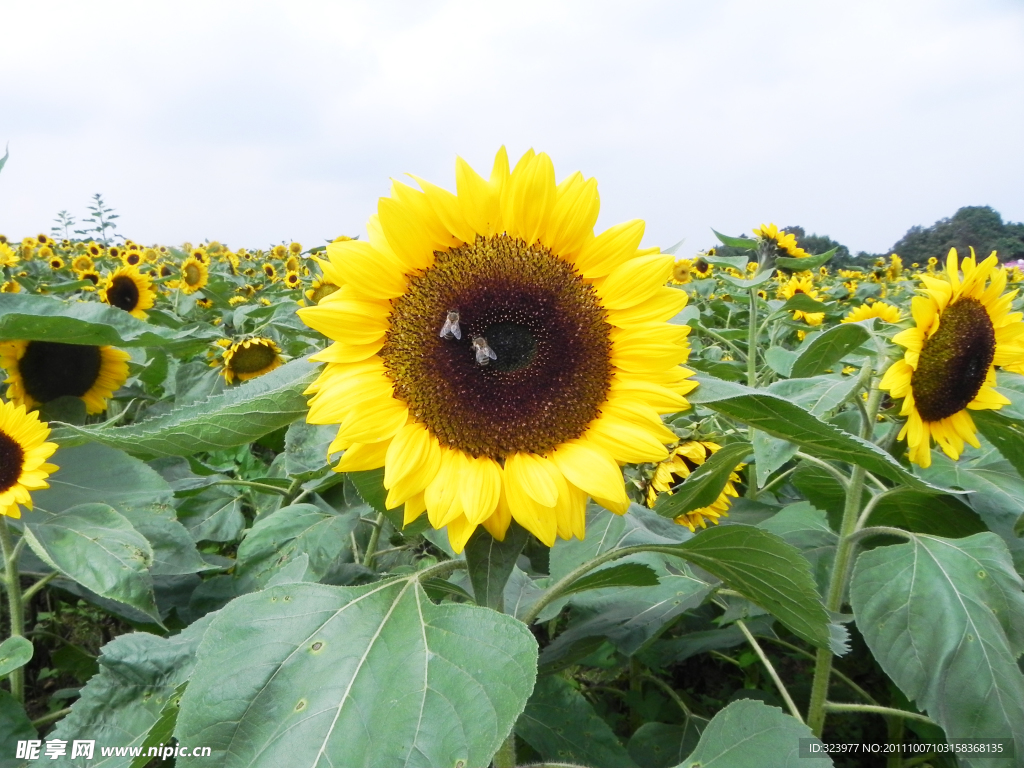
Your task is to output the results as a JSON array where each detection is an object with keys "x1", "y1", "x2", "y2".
[{"x1": 890, "y1": 205, "x2": 1024, "y2": 263}]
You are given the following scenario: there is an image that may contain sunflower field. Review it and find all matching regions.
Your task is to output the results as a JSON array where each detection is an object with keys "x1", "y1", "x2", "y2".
[{"x1": 1, "y1": 148, "x2": 1024, "y2": 768}]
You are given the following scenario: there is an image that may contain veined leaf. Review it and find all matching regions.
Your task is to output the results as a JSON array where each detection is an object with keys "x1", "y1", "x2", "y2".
[
  {"x1": 0, "y1": 293, "x2": 218, "y2": 347},
  {"x1": 690, "y1": 374, "x2": 950, "y2": 493},
  {"x1": 49, "y1": 357, "x2": 320, "y2": 458},
  {"x1": 776, "y1": 246, "x2": 838, "y2": 271},
  {"x1": 175, "y1": 579, "x2": 538, "y2": 768},
  {"x1": 464, "y1": 522, "x2": 530, "y2": 609},
  {"x1": 654, "y1": 442, "x2": 750, "y2": 520},
  {"x1": 974, "y1": 409, "x2": 1024, "y2": 480},
  {"x1": 711, "y1": 229, "x2": 758, "y2": 250},
  {"x1": 0, "y1": 637, "x2": 33, "y2": 680},
  {"x1": 717, "y1": 270, "x2": 776, "y2": 290},
  {"x1": 780, "y1": 293, "x2": 829, "y2": 314},
  {"x1": 851, "y1": 533, "x2": 1024, "y2": 763},
  {"x1": 560, "y1": 562, "x2": 660, "y2": 597},
  {"x1": 790, "y1": 323, "x2": 870, "y2": 378}
]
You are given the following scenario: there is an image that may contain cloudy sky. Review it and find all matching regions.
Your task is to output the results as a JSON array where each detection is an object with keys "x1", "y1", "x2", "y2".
[{"x1": 2, "y1": 0, "x2": 1022, "y2": 256}]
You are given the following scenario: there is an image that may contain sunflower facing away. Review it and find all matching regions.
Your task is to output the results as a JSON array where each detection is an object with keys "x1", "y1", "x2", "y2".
[
  {"x1": 753, "y1": 223, "x2": 809, "y2": 259},
  {"x1": 880, "y1": 248, "x2": 1024, "y2": 468},
  {"x1": 0, "y1": 341, "x2": 130, "y2": 414},
  {"x1": 298, "y1": 148, "x2": 697, "y2": 552},
  {"x1": 101, "y1": 265, "x2": 157, "y2": 319},
  {"x1": 217, "y1": 337, "x2": 284, "y2": 384},
  {"x1": 646, "y1": 441, "x2": 743, "y2": 532},
  {"x1": 0, "y1": 398, "x2": 59, "y2": 518}
]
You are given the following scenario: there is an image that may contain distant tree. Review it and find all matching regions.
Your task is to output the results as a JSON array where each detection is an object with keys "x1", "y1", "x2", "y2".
[{"x1": 889, "y1": 206, "x2": 1024, "y2": 263}]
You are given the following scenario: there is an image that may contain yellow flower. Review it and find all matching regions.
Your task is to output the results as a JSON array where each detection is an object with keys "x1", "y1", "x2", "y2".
[
  {"x1": 71, "y1": 254, "x2": 95, "y2": 273},
  {"x1": 289, "y1": 242, "x2": 303, "y2": 255},
  {"x1": 753, "y1": 223, "x2": 808, "y2": 259},
  {"x1": 842, "y1": 302, "x2": 901, "y2": 324},
  {"x1": 670, "y1": 258, "x2": 692, "y2": 285},
  {"x1": 217, "y1": 338, "x2": 283, "y2": 384},
  {"x1": 778, "y1": 275, "x2": 824, "y2": 325},
  {"x1": 284, "y1": 271, "x2": 301, "y2": 289},
  {"x1": 1, "y1": 342, "x2": 130, "y2": 415},
  {"x1": 180, "y1": 256, "x2": 209, "y2": 294},
  {"x1": 880, "y1": 248, "x2": 1024, "y2": 468},
  {"x1": 101, "y1": 265, "x2": 156, "y2": 319},
  {"x1": 0, "y1": 398, "x2": 59, "y2": 518},
  {"x1": 692, "y1": 257, "x2": 713, "y2": 278},
  {"x1": 271, "y1": 244, "x2": 288, "y2": 259},
  {"x1": 262, "y1": 263, "x2": 278, "y2": 281},
  {"x1": 1, "y1": 281, "x2": 20, "y2": 294},
  {"x1": 298, "y1": 148, "x2": 696, "y2": 552},
  {"x1": 304, "y1": 277, "x2": 340, "y2": 305},
  {"x1": 0, "y1": 242, "x2": 19, "y2": 268},
  {"x1": 646, "y1": 441, "x2": 742, "y2": 531}
]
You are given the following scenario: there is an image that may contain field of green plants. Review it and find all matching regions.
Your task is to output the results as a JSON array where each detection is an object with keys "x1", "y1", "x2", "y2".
[{"x1": 1, "y1": 148, "x2": 1023, "y2": 768}]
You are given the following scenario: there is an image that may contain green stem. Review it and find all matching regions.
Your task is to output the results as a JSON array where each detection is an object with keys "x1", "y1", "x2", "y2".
[
  {"x1": 823, "y1": 702, "x2": 936, "y2": 726},
  {"x1": 736, "y1": 619, "x2": 803, "y2": 722},
  {"x1": 746, "y1": 288, "x2": 758, "y2": 388},
  {"x1": 362, "y1": 512, "x2": 386, "y2": 569},
  {"x1": 281, "y1": 477, "x2": 303, "y2": 506},
  {"x1": 639, "y1": 674, "x2": 696, "y2": 719},
  {"x1": 755, "y1": 635, "x2": 878, "y2": 705},
  {"x1": 794, "y1": 452, "x2": 849, "y2": 489},
  {"x1": 806, "y1": 375, "x2": 884, "y2": 736},
  {"x1": 0, "y1": 518, "x2": 25, "y2": 703},
  {"x1": 31, "y1": 707, "x2": 72, "y2": 729},
  {"x1": 212, "y1": 479, "x2": 292, "y2": 496},
  {"x1": 695, "y1": 326, "x2": 747, "y2": 362},
  {"x1": 22, "y1": 571, "x2": 58, "y2": 603}
]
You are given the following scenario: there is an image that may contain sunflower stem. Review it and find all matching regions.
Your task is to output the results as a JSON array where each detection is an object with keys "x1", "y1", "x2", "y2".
[
  {"x1": 806, "y1": 375, "x2": 884, "y2": 736},
  {"x1": 823, "y1": 702, "x2": 936, "y2": 727},
  {"x1": 746, "y1": 288, "x2": 758, "y2": 390},
  {"x1": 362, "y1": 512, "x2": 386, "y2": 569},
  {"x1": 736, "y1": 619, "x2": 803, "y2": 722},
  {"x1": 0, "y1": 518, "x2": 26, "y2": 704}
]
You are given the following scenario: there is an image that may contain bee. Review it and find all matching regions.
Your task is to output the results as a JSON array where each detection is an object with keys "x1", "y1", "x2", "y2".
[
  {"x1": 439, "y1": 310, "x2": 461, "y2": 340},
  {"x1": 472, "y1": 336, "x2": 497, "y2": 365}
]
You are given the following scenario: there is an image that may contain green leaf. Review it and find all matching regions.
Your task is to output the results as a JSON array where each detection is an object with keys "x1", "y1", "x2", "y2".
[
  {"x1": 690, "y1": 374, "x2": 949, "y2": 493},
  {"x1": 283, "y1": 420, "x2": 337, "y2": 481},
  {"x1": 516, "y1": 675, "x2": 638, "y2": 768},
  {"x1": 130, "y1": 683, "x2": 187, "y2": 768},
  {"x1": 235, "y1": 503, "x2": 358, "y2": 589},
  {"x1": 717, "y1": 270, "x2": 776, "y2": 290},
  {"x1": 766, "y1": 374, "x2": 861, "y2": 418},
  {"x1": 790, "y1": 323, "x2": 870, "y2": 378},
  {"x1": 776, "y1": 246, "x2": 837, "y2": 271},
  {"x1": 712, "y1": 229, "x2": 758, "y2": 250},
  {"x1": 764, "y1": 346, "x2": 798, "y2": 377},
  {"x1": 561, "y1": 562, "x2": 660, "y2": 596},
  {"x1": 50, "y1": 358, "x2": 320, "y2": 458},
  {"x1": 464, "y1": 522, "x2": 530, "y2": 609},
  {"x1": 628, "y1": 721, "x2": 705, "y2": 768},
  {"x1": 672, "y1": 525, "x2": 831, "y2": 649},
  {"x1": 779, "y1": 293, "x2": 829, "y2": 314},
  {"x1": 0, "y1": 637, "x2": 33, "y2": 680},
  {"x1": 654, "y1": 442, "x2": 750, "y2": 520},
  {"x1": 973, "y1": 409, "x2": 1024, "y2": 479},
  {"x1": 676, "y1": 699, "x2": 832, "y2": 767},
  {"x1": 0, "y1": 293, "x2": 217, "y2": 347},
  {"x1": 41, "y1": 618, "x2": 209, "y2": 768},
  {"x1": 23, "y1": 503, "x2": 160, "y2": 622},
  {"x1": 868, "y1": 487, "x2": 986, "y2": 538},
  {"x1": 850, "y1": 533, "x2": 1024, "y2": 761},
  {"x1": 758, "y1": 502, "x2": 838, "y2": 595},
  {"x1": 752, "y1": 431, "x2": 798, "y2": 487},
  {"x1": 0, "y1": 690, "x2": 36, "y2": 767},
  {"x1": 703, "y1": 252, "x2": 751, "y2": 270},
  {"x1": 346, "y1": 467, "x2": 403, "y2": 529},
  {"x1": 174, "y1": 579, "x2": 538, "y2": 767}
]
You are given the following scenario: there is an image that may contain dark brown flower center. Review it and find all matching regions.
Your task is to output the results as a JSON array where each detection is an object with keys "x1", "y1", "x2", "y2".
[
  {"x1": 106, "y1": 275, "x2": 140, "y2": 311},
  {"x1": 0, "y1": 428, "x2": 24, "y2": 493},
  {"x1": 911, "y1": 297, "x2": 996, "y2": 421},
  {"x1": 381, "y1": 234, "x2": 613, "y2": 459},
  {"x1": 230, "y1": 342, "x2": 278, "y2": 374},
  {"x1": 19, "y1": 342, "x2": 102, "y2": 404},
  {"x1": 184, "y1": 263, "x2": 202, "y2": 286}
]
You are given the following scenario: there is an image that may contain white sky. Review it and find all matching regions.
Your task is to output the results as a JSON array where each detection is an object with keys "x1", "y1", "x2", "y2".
[{"x1": 2, "y1": 0, "x2": 1022, "y2": 256}]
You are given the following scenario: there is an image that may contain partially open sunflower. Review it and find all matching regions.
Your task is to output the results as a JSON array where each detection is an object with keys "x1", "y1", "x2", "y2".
[
  {"x1": 101, "y1": 265, "x2": 156, "y2": 318},
  {"x1": 880, "y1": 248, "x2": 1024, "y2": 467},
  {"x1": 298, "y1": 148, "x2": 696, "y2": 552},
  {"x1": 0, "y1": 398, "x2": 59, "y2": 518},
  {"x1": 0, "y1": 341, "x2": 130, "y2": 414}
]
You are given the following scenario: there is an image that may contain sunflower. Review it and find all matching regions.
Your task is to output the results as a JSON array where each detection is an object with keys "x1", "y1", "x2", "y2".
[
  {"x1": 180, "y1": 256, "x2": 209, "y2": 294},
  {"x1": 285, "y1": 255, "x2": 301, "y2": 273},
  {"x1": 298, "y1": 148, "x2": 696, "y2": 552},
  {"x1": 0, "y1": 398, "x2": 59, "y2": 518},
  {"x1": 645, "y1": 441, "x2": 742, "y2": 532},
  {"x1": 692, "y1": 257, "x2": 713, "y2": 278},
  {"x1": 71, "y1": 254, "x2": 95, "y2": 273},
  {"x1": 123, "y1": 251, "x2": 143, "y2": 267},
  {"x1": 0, "y1": 242, "x2": 19, "y2": 268},
  {"x1": 0, "y1": 341, "x2": 130, "y2": 414},
  {"x1": 283, "y1": 271, "x2": 301, "y2": 289},
  {"x1": 670, "y1": 258, "x2": 692, "y2": 285},
  {"x1": 271, "y1": 244, "x2": 288, "y2": 260},
  {"x1": 48, "y1": 256, "x2": 64, "y2": 271},
  {"x1": 217, "y1": 338, "x2": 284, "y2": 384},
  {"x1": 101, "y1": 265, "x2": 156, "y2": 319},
  {"x1": 886, "y1": 254, "x2": 904, "y2": 282},
  {"x1": 86, "y1": 242, "x2": 103, "y2": 258},
  {"x1": 191, "y1": 248, "x2": 208, "y2": 264},
  {"x1": 262, "y1": 263, "x2": 278, "y2": 281},
  {"x1": 778, "y1": 275, "x2": 824, "y2": 326},
  {"x1": 1, "y1": 281, "x2": 21, "y2": 294},
  {"x1": 78, "y1": 270, "x2": 101, "y2": 290},
  {"x1": 880, "y1": 248, "x2": 1024, "y2": 468},
  {"x1": 753, "y1": 223, "x2": 808, "y2": 259},
  {"x1": 842, "y1": 302, "x2": 901, "y2": 324},
  {"x1": 107, "y1": 246, "x2": 122, "y2": 261},
  {"x1": 304, "y1": 277, "x2": 340, "y2": 305}
]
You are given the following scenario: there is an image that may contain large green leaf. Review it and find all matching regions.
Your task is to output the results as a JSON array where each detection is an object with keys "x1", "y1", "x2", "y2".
[
  {"x1": 850, "y1": 533, "x2": 1024, "y2": 766},
  {"x1": 464, "y1": 522, "x2": 530, "y2": 609},
  {"x1": 766, "y1": 374, "x2": 861, "y2": 418},
  {"x1": 758, "y1": 502, "x2": 838, "y2": 595},
  {"x1": 776, "y1": 246, "x2": 837, "y2": 271},
  {"x1": 789, "y1": 323, "x2": 870, "y2": 379},
  {"x1": 38, "y1": 618, "x2": 209, "y2": 768},
  {"x1": 234, "y1": 503, "x2": 358, "y2": 589},
  {"x1": 561, "y1": 562, "x2": 660, "y2": 596},
  {"x1": 690, "y1": 374, "x2": 947, "y2": 492},
  {"x1": 175, "y1": 579, "x2": 538, "y2": 767},
  {"x1": 23, "y1": 504, "x2": 159, "y2": 622},
  {"x1": 0, "y1": 690, "x2": 36, "y2": 768},
  {"x1": 50, "y1": 357, "x2": 320, "y2": 458},
  {"x1": 516, "y1": 675, "x2": 638, "y2": 768},
  {"x1": 711, "y1": 229, "x2": 757, "y2": 251},
  {"x1": 654, "y1": 442, "x2": 750, "y2": 520},
  {"x1": 672, "y1": 525, "x2": 831, "y2": 649},
  {"x1": 0, "y1": 293, "x2": 217, "y2": 347},
  {"x1": 675, "y1": 699, "x2": 831, "y2": 767}
]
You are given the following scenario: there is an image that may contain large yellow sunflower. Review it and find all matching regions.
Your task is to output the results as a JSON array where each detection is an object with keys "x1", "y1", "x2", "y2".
[
  {"x1": 0, "y1": 398, "x2": 59, "y2": 518},
  {"x1": 0, "y1": 341, "x2": 130, "y2": 414},
  {"x1": 645, "y1": 441, "x2": 743, "y2": 532},
  {"x1": 880, "y1": 248, "x2": 1024, "y2": 468},
  {"x1": 298, "y1": 148, "x2": 697, "y2": 552},
  {"x1": 101, "y1": 265, "x2": 157, "y2": 319}
]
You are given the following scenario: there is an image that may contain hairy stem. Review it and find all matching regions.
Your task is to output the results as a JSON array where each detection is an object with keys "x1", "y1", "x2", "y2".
[{"x1": 0, "y1": 518, "x2": 26, "y2": 703}]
